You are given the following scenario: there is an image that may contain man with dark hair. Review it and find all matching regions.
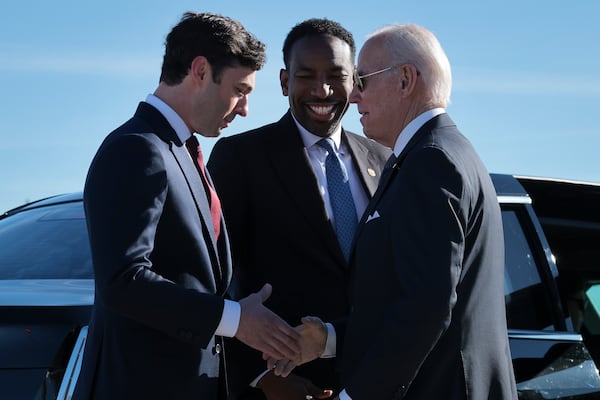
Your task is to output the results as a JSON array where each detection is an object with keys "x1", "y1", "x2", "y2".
[
  {"x1": 73, "y1": 12, "x2": 300, "y2": 400},
  {"x1": 208, "y1": 18, "x2": 391, "y2": 400}
]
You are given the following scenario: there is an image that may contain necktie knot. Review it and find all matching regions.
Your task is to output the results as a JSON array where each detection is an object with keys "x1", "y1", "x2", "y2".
[
  {"x1": 378, "y1": 153, "x2": 397, "y2": 184},
  {"x1": 383, "y1": 153, "x2": 397, "y2": 172},
  {"x1": 317, "y1": 138, "x2": 350, "y2": 183},
  {"x1": 317, "y1": 137, "x2": 335, "y2": 153},
  {"x1": 186, "y1": 136, "x2": 203, "y2": 163}
]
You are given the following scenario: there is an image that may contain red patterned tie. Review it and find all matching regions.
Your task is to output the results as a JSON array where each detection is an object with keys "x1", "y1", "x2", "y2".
[{"x1": 185, "y1": 135, "x2": 221, "y2": 239}]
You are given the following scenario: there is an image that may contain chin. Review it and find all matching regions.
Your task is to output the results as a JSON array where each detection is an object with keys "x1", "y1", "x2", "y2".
[
  {"x1": 364, "y1": 131, "x2": 384, "y2": 146},
  {"x1": 200, "y1": 130, "x2": 221, "y2": 138}
]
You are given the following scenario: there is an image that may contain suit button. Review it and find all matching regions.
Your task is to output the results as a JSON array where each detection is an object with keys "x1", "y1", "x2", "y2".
[{"x1": 212, "y1": 343, "x2": 221, "y2": 355}]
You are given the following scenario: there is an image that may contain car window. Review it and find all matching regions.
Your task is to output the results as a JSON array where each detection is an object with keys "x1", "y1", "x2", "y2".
[
  {"x1": 503, "y1": 208, "x2": 555, "y2": 330},
  {"x1": 0, "y1": 201, "x2": 93, "y2": 279}
]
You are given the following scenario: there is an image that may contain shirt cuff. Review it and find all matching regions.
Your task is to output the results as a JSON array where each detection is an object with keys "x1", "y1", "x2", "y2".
[
  {"x1": 249, "y1": 369, "x2": 270, "y2": 387},
  {"x1": 320, "y1": 322, "x2": 337, "y2": 358},
  {"x1": 214, "y1": 299, "x2": 240, "y2": 337},
  {"x1": 339, "y1": 389, "x2": 351, "y2": 400}
]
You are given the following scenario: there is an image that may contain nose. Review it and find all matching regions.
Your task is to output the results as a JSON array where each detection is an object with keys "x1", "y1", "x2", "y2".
[
  {"x1": 235, "y1": 95, "x2": 249, "y2": 117},
  {"x1": 311, "y1": 81, "x2": 333, "y2": 99},
  {"x1": 349, "y1": 85, "x2": 361, "y2": 104}
]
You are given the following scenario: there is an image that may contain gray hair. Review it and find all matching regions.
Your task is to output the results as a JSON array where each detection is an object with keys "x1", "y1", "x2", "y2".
[{"x1": 367, "y1": 23, "x2": 452, "y2": 107}]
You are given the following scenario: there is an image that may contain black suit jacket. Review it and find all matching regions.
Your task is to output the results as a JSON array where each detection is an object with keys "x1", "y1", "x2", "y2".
[
  {"x1": 73, "y1": 102, "x2": 232, "y2": 400},
  {"x1": 339, "y1": 113, "x2": 517, "y2": 399},
  {"x1": 207, "y1": 111, "x2": 391, "y2": 398}
]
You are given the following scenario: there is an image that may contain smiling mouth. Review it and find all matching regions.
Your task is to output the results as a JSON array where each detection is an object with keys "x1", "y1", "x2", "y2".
[
  {"x1": 222, "y1": 116, "x2": 235, "y2": 128},
  {"x1": 308, "y1": 104, "x2": 336, "y2": 116}
]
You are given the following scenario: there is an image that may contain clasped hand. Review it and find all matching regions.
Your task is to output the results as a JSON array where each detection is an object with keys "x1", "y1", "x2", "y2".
[
  {"x1": 236, "y1": 283, "x2": 302, "y2": 360},
  {"x1": 263, "y1": 316, "x2": 328, "y2": 377}
]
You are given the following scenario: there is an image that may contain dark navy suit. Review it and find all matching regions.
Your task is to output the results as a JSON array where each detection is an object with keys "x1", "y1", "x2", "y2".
[
  {"x1": 207, "y1": 111, "x2": 391, "y2": 399},
  {"x1": 339, "y1": 113, "x2": 517, "y2": 399},
  {"x1": 73, "y1": 102, "x2": 232, "y2": 400}
]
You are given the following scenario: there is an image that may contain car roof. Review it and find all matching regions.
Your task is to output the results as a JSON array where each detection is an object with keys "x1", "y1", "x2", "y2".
[
  {"x1": 490, "y1": 173, "x2": 533, "y2": 206},
  {"x1": 516, "y1": 175, "x2": 600, "y2": 224},
  {"x1": 2, "y1": 176, "x2": 530, "y2": 218},
  {"x1": 1, "y1": 192, "x2": 83, "y2": 219},
  {"x1": 491, "y1": 173, "x2": 528, "y2": 197}
]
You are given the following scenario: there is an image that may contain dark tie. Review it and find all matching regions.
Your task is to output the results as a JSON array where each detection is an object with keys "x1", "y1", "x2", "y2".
[
  {"x1": 185, "y1": 135, "x2": 221, "y2": 240},
  {"x1": 380, "y1": 153, "x2": 398, "y2": 182},
  {"x1": 317, "y1": 138, "x2": 358, "y2": 262}
]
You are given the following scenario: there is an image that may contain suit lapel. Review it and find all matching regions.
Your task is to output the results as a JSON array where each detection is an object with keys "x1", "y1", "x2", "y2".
[
  {"x1": 355, "y1": 113, "x2": 454, "y2": 235},
  {"x1": 135, "y1": 102, "x2": 225, "y2": 291},
  {"x1": 215, "y1": 212, "x2": 232, "y2": 292},
  {"x1": 173, "y1": 143, "x2": 227, "y2": 289},
  {"x1": 205, "y1": 167, "x2": 232, "y2": 291},
  {"x1": 268, "y1": 113, "x2": 344, "y2": 263},
  {"x1": 344, "y1": 132, "x2": 382, "y2": 197}
]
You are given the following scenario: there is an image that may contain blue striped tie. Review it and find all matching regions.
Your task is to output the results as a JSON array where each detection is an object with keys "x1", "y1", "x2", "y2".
[{"x1": 318, "y1": 138, "x2": 358, "y2": 262}]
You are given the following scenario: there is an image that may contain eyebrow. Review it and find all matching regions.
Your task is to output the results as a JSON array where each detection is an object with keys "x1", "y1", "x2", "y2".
[{"x1": 237, "y1": 83, "x2": 253, "y2": 94}]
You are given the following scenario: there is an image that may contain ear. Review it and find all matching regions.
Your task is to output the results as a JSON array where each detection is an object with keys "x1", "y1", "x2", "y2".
[
  {"x1": 190, "y1": 56, "x2": 209, "y2": 85},
  {"x1": 399, "y1": 63, "x2": 419, "y2": 95},
  {"x1": 280, "y1": 68, "x2": 289, "y2": 96}
]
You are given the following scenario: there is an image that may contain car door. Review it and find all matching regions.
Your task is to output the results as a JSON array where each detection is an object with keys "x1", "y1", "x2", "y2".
[{"x1": 502, "y1": 200, "x2": 600, "y2": 398}]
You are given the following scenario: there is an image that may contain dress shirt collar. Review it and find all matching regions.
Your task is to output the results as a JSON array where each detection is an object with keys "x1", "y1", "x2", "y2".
[
  {"x1": 393, "y1": 108, "x2": 445, "y2": 156},
  {"x1": 145, "y1": 93, "x2": 192, "y2": 144},
  {"x1": 291, "y1": 112, "x2": 344, "y2": 152}
]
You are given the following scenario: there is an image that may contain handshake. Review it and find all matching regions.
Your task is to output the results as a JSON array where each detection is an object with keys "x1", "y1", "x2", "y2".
[
  {"x1": 264, "y1": 316, "x2": 329, "y2": 377},
  {"x1": 235, "y1": 284, "x2": 330, "y2": 376}
]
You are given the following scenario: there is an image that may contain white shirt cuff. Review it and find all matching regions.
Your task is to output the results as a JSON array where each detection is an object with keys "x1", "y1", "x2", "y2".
[
  {"x1": 249, "y1": 369, "x2": 270, "y2": 387},
  {"x1": 339, "y1": 389, "x2": 351, "y2": 400},
  {"x1": 248, "y1": 322, "x2": 337, "y2": 387},
  {"x1": 214, "y1": 299, "x2": 240, "y2": 337},
  {"x1": 320, "y1": 322, "x2": 337, "y2": 358}
]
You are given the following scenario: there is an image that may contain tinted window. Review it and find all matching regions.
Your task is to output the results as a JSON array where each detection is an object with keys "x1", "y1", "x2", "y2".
[
  {"x1": 0, "y1": 201, "x2": 93, "y2": 279},
  {"x1": 503, "y1": 209, "x2": 555, "y2": 330}
]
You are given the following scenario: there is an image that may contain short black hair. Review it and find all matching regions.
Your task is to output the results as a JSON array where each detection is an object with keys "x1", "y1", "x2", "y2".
[
  {"x1": 160, "y1": 12, "x2": 266, "y2": 85},
  {"x1": 282, "y1": 18, "x2": 355, "y2": 69}
]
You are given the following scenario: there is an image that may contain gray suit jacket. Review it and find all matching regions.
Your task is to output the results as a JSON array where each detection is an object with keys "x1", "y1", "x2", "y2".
[
  {"x1": 339, "y1": 113, "x2": 517, "y2": 399},
  {"x1": 73, "y1": 102, "x2": 232, "y2": 400}
]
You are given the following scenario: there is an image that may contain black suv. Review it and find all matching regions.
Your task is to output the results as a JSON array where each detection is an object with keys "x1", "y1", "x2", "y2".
[{"x1": 2, "y1": 174, "x2": 600, "y2": 399}]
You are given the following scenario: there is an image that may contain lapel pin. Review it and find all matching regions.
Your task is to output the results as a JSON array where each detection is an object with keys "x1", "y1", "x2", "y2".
[{"x1": 367, "y1": 168, "x2": 376, "y2": 177}]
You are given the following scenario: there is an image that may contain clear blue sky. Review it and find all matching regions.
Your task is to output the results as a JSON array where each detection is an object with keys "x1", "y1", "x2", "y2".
[{"x1": 1, "y1": 1, "x2": 598, "y2": 212}]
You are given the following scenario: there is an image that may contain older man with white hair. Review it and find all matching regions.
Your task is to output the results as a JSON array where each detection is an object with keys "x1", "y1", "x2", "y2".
[{"x1": 334, "y1": 22, "x2": 518, "y2": 400}]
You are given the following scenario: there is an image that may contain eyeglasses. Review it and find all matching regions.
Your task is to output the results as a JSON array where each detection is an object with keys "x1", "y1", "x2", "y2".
[
  {"x1": 353, "y1": 66, "x2": 394, "y2": 92},
  {"x1": 353, "y1": 64, "x2": 419, "y2": 92}
]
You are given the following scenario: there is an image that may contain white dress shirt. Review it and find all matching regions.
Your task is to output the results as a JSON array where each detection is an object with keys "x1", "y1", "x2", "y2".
[{"x1": 393, "y1": 108, "x2": 445, "y2": 157}]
